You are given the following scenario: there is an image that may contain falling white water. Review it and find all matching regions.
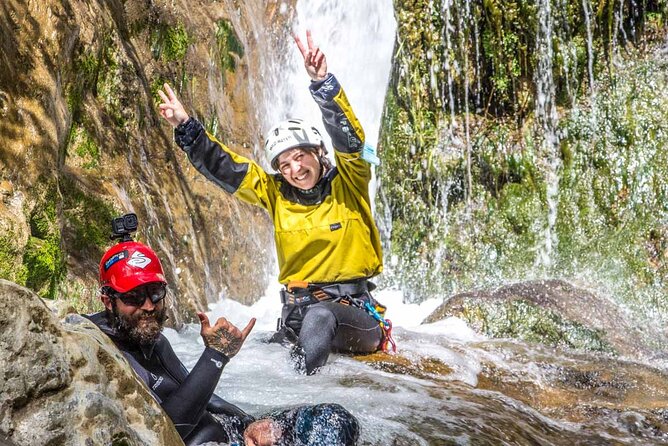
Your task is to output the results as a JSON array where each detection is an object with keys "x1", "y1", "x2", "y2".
[
  {"x1": 460, "y1": 0, "x2": 473, "y2": 206},
  {"x1": 441, "y1": 0, "x2": 457, "y2": 123},
  {"x1": 259, "y1": 1, "x2": 396, "y2": 162},
  {"x1": 170, "y1": 285, "x2": 668, "y2": 444},
  {"x1": 582, "y1": 0, "x2": 596, "y2": 98},
  {"x1": 169, "y1": 288, "x2": 483, "y2": 444},
  {"x1": 534, "y1": 0, "x2": 562, "y2": 268},
  {"x1": 162, "y1": 4, "x2": 668, "y2": 443}
]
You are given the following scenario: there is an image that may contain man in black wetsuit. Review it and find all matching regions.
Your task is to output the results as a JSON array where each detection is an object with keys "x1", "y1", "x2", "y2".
[{"x1": 87, "y1": 236, "x2": 360, "y2": 446}]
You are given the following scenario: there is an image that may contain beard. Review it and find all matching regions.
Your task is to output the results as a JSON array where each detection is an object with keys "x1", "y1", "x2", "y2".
[{"x1": 108, "y1": 301, "x2": 167, "y2": 346}]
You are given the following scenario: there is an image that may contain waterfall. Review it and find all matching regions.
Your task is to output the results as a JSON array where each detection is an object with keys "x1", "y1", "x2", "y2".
[
  {"x1": 582, "y1": 0, "x2": 596, "y2": 98},
  {"x1": 165, "y1": 3, "x2": 668, "y2": 444},
  {"x1": 534, "y1": 0, "x2": 562, "y2": 268},
  {"x1": 258, "y1": 0, "x2": 396, "y2": 156}
]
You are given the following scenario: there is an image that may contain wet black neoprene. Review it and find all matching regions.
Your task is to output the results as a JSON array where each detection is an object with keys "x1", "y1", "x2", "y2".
[
  {"x1": 86, "y1": 311, "x2": 251, "y2": 445},
  {"x1": 282, "y1": 301, "x2": 382, "y2": 374}
]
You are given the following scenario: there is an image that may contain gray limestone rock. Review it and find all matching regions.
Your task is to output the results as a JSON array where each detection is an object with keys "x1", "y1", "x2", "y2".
[{"x1": 0, "y1": 279, "x2": 184, "y2": 446}]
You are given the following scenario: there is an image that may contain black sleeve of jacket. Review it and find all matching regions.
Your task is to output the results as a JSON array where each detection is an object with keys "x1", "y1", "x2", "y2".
[
  {"x1": 160, "y1": 346, "x2": 230, "y2": 439},
  {"x1": 174, "y1": 117, "x2": 249, "y2": 194},
  {"x1": 309, "y1": 73, "x2": 364, "y2": 153},
  {"x1": 153, "y1": 336, "x2": 250, "y2": 421}
]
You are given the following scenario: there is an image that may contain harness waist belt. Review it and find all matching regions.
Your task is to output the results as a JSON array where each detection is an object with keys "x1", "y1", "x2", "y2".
[{"x1": 280, "y1": 279, "x2": 374, "y2": 306}]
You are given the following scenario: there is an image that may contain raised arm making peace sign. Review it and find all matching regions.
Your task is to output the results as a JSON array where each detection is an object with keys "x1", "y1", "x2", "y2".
[{"x1": 293, "y1": 30, "x2": 328, "y2": 81}]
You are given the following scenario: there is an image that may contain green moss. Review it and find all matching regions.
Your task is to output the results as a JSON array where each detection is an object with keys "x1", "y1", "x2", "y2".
[
  {"x1": 497, "y1": 183, "x2": 542, "y2": 238},
  {"x1": 29, "y1": 199, "x2": 56, "y2": 240},
  {"x1": 68, "y1": 125, "x2": 101, "y2": 169},
  {"x1": 381, "y1": 0, "x2": 668, "y2": 310},
  {"x1": 95, "y1": 41, "x2": 126, "y2": 127},
  {"x1": 460, "y1": 299, "x2": 615, "y2": 353},
  {"x1": 61, "y1": 175, "x2": 118, "y2": 259},
  {"x1": 0, "y1": 235, "x2": 28, "y2": 286},
  {"x1": 20, "y1": 186, "x2": 65, "y2": 299},
  {"x1": 23, "y1": 236, "x2": 63, "y2": 299},
  {"x1": 67, "y1": 50, "x2": 100, "y2": 113},
  {"x1": 151, "y1": 23, "x2": 191, "y2": 62},
  {"x1": 67, "y1": 36, "x2": 126, "y2": 128},
  {"x1": 215, "y1": 19, "x2": 244, "y2": 73},
  {"x1": 205, "y1": 114, "x2": 219, "y2": 137},
  {"x1": 59, "y1": 280, "x2": 104, "y2": 315},
  {"x1": 150, "y1": 76, "x2": 169, "y2": 105}
]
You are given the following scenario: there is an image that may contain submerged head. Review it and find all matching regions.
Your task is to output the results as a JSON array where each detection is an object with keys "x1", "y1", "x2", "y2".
[{"x1": 264, "y1": 119, "x2": 329, "y2": 190}]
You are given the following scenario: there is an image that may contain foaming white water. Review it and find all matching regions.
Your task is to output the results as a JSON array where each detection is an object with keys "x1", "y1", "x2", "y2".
[
  {"x1": 168, "y1": 288, "x2": 668, "y2": 444},
  {"x1": 167, "y1": 286, "x2": 487, "y2": 442}
]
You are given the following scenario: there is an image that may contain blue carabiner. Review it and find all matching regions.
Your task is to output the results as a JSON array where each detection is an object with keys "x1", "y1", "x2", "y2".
[{"x1": 364, "y1": 302, "x2": 387, "y2": 325}]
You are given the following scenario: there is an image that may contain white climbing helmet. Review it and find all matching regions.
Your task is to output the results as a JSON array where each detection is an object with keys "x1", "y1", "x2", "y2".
[{"x1": 264, "y1": 119, "x2": 324, "y2": 169}]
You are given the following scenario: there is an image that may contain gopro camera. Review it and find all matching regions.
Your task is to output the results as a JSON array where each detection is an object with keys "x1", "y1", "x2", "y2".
[{"x1": 111, "y1": 213, "x2": 138, "y2": 242}]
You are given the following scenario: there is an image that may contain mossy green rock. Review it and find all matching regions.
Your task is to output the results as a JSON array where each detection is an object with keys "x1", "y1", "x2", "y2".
[
  {"x1": 378, "y1": 0, "x2": 668, "y2": 332},
  {"x1": 424, "y1": 279, "x2": 658, "y2": 356}
]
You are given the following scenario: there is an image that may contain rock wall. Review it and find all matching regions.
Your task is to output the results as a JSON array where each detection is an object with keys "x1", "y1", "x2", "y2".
[
  {"x1": 377, "y1": 0, "x2": 668, "y2": 326},
  {"x1": 0, "y1": 0, "x2": 295, "y2": 324},
  {"x1": 0, "y1": 279, "x2": 184, "y2": 445}
]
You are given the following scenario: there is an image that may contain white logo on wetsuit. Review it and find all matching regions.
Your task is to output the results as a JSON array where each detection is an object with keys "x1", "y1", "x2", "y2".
[
  {"x1": 151, "y1": 374, "x2": 164, "y2": 390},
  {"x1": 127, "y1": 251, "x2": 151, "y2": 269},
  {"x1": 210, "y1": 358, "x2": 223, "y2": 369}
]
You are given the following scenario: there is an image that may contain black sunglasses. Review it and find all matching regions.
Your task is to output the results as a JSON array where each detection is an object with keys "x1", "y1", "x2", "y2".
[{"x1": 108, "y1": 283, "x2": 167, "y2": 307}]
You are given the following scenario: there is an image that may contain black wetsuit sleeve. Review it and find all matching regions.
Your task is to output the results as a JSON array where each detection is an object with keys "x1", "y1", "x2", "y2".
[
  {"x1": 309, "y1": 73, "x2": 365, "y2": 154},
  {"x1": 161, "y1": 347, "x2": 229, "y2": 438},
  {"x1": 174, "y1": 117, "x2": 249, "y2": 194},
  {"x1": 155, "y1": 335, "x2": 251, "y2": 421},
  {"x1": 207, "y1": 393, "x2": 253, "y2": 421}
]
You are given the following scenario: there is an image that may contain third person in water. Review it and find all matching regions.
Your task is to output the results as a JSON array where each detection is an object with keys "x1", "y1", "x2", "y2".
[{"x1": 158, "y1": 31, "x2": 392, "y2": 375}]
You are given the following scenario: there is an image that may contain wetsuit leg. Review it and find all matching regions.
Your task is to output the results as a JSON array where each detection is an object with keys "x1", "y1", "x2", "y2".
[
  {"x1": 269, "y1": 305, "x2": 304, "y2": 345},
  {"x1": 182, "y1": 412, "x2": 250, "y2": 445},
  {"x1": 299, "y1": 302, "x2": 382, "y2": 374}
]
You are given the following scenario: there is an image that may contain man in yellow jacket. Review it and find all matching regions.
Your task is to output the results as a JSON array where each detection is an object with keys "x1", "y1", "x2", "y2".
[{"x1": 158, "y1": 31, "x2": 386, "y2": 374}]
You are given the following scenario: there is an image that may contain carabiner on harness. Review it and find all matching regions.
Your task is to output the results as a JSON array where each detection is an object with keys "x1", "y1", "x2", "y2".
[{"x1": 364, "y1": 302, "x2": 397, "y2": 354}]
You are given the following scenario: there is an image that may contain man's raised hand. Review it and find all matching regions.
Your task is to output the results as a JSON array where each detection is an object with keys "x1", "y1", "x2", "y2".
[
  {"x1": 197, "y1": 312, "x2": 256, "y2": 358},
  {"x1": 294, "y1": 30, "x2": 328, "y2": 81},
  {"x1": 157, "y1": 83, "x2": 190, "y2": 128}
]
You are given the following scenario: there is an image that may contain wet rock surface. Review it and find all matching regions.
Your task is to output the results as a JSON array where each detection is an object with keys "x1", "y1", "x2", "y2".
[
  {"x1": 0, "y1": 0, "x2": 289, "y2": 323},
  {"x1": 356, "y1": 333, "x2": 668, "y2": 444},
  {"x1": 424, "y1": 279, "x2": 658, "y2": 356},
  {"x1": 0, "y1": 279, "x2": 183, "y2": 445}
]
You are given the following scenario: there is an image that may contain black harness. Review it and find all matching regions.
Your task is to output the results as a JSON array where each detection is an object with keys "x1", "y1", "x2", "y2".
[
  {"x1": 276, "y1": 279, "x2": 376, "y2": 335},
  {"x1": 280, "y1": 279, "x2": 375, "y2": 306}
]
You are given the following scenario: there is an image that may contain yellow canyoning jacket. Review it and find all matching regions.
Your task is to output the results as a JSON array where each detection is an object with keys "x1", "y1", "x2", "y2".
[{"x1": 175, "y1": 74, "x2": 383, "y2": 285}]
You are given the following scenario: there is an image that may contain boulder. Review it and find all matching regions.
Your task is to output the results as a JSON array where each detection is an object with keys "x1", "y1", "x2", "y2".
[
  {"x1": 0, "y1": 279, "x2": 183, "y2": 445},
  {"x1": 423, "y1": 279, "x2": 657, "y2": 356}
]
